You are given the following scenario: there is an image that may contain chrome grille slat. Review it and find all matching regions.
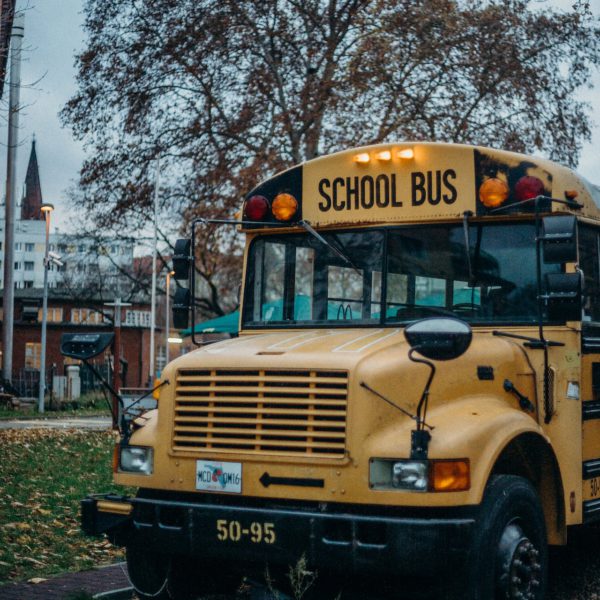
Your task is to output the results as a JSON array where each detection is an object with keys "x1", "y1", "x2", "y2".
[{"x1": 173, "y1": 368, "x2": 348, "y2": 458}]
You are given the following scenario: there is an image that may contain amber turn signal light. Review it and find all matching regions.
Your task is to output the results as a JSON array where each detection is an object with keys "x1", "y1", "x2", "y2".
[
  {"x1": 479, "y1": 178, "x2": 509, "y2": 208},
  {"x1": 272, "y1": 193, "x2": 298, "y2": 221},
  {"x1": 152, "y1": 378, "x2": 161, "y2": 400},
  {"x1": 431, "y1": 459, "x2": 470, "y2": 492}
]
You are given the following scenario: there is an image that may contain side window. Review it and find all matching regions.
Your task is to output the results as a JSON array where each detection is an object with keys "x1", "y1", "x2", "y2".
[{"x1": 579, "y1": 225, "x2": 600, "y2": 322}]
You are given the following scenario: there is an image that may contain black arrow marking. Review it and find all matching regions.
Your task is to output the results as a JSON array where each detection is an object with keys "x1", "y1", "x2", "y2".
[{"x1": 259, "y1": 472, "x2": 324, "y2": 489}]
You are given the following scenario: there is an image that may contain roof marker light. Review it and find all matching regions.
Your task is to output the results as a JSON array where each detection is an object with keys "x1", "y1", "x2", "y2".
[
  {"x1": 354, "y1": 152, "x2": 370, "y2": 164},
  {"x1": 397, "y1": 148, "x2": 415, "y2": 159},
  {"x1": 376, "y1": 150, "x2": 392, "y2": 162},
  {"x1": 479, "y1": 177, "x2": 509, "y2": 208}
]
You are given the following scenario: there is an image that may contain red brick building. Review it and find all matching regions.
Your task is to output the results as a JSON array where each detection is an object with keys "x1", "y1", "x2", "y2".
[{"x1": 0, "y1": 288, "x2": 161, "y2": 396}]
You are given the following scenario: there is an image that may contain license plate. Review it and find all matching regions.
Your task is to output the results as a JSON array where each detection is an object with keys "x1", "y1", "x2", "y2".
[{"x1": 196, "y1": 460, "x2": 242, "y2": 493}]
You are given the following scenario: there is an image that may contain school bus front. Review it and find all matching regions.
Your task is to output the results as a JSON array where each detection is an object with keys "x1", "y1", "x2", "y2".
[{"x1": 81, "y1": 143, "x2": 600, "y2": 600}]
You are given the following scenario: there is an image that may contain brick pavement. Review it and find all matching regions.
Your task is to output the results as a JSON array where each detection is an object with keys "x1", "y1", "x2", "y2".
[{"x1": 0, "y1": 562, "x2": 131, "y2": 599}]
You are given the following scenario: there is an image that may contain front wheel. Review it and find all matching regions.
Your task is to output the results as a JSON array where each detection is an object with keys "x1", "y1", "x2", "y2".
[
  {"x1": 468, "y1": 475, "x2": 547, "y2": 600},
  {"x1": 126, "y1": 544, "x2": 172, "y2": 600},
  {"x1": 126, "y1": 545, "x2": 239, "y2": 600}
]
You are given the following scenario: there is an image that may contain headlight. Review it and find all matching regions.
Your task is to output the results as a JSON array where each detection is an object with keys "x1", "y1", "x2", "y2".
[
  {"x1": 392, "y1": 461, "x2": 428, "y2": 491},
  {"x1": 369, "y1": 458, "x2": 470, "y2": 492},
  {"x1": 370, "y1": 458, "x2": 427, "y2": 492},
  {"x1": 119, "y1": 445, "x2": 153, "y2": 475}
]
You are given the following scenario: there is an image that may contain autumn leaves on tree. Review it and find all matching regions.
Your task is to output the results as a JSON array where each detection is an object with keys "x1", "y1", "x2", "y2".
[{"x1": 61, "y1": 0, "x2": 600, "y2": 318}]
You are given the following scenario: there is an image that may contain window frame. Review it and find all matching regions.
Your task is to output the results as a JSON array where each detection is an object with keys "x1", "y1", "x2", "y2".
[
  {"x1": 242, "y1": 221, "x2": 567, "y2": 330},
  {"x1": 243, "y1": 229, "x2": 385, "y2": 328}
]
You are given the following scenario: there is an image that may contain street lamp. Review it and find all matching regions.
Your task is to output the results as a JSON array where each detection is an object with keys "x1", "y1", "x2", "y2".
[
  {"x1": 38, "y1": 202, "x2": 54, "y2": 413},
  {"x1": 165, "y1": 269, "x2": 175, "y2": 365}
]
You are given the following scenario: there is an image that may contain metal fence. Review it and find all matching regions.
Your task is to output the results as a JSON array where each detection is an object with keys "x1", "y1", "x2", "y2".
[
  {"x1": 13, "y1": 369, "x2": 40, "y2": 397},
  {"x1": 79, "y1": 361, "x2": 112, "y2": 394},
  {"x1": 11, "y1": 360, "x2": 112, "y2": 398}
]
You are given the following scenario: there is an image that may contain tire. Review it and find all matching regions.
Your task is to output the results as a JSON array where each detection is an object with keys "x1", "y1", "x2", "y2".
[
  {"x1": 467, "y1": 475, "x2": 548, "y2": 600},
  {"x1": 126, "y1": 546, "x2": 238, "y2": 600},
  {"x1": 126, "y1": 544, "x2": 171, "y2": 600}
]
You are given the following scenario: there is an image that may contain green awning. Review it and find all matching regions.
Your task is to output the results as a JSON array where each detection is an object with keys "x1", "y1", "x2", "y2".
[{"x1": 182, "y1": 311, "x2": 240, "y2": 336}]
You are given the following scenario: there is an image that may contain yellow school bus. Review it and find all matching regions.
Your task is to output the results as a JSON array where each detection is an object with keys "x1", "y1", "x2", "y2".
[{"x1": 79, "y1": 142, "x2": 600, "y2": 600}]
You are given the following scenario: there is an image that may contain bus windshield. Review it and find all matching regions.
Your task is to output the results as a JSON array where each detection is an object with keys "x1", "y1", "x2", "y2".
[{"x1": 242, "y1": 222, "x2": 560, "y2": 328}]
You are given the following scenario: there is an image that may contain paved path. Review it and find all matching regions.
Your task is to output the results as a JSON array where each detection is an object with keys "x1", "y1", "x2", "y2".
[
  {"x1": 0, "y1": 416, "x2": 112, "y2": 430},
  {"x1": 0, "y1": 563, "x2": 130, "y2": 599}
]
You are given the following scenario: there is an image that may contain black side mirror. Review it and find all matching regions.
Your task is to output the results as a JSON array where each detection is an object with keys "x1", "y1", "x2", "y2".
[
  {"x1": 405, "y1": 317, "x2": 472, "y2": 361},
  {"x1": 542, "y1": 216, "x2": 577, "y2": 264},
  {"x1": 545, "y1": 272, "x2": 582, "y2": 321},
  {"x1": 173, "y1": 238, "x2": 192, "y2": 281},
  {"x1": 172, "y1": 287, "x2": 191, "y2": 329},
  {"x1": 61, "y1": 333, "x2": 114, "y2": 360}
]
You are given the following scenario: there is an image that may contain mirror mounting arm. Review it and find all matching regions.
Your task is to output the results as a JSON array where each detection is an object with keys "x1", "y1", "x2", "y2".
[
  {"x1": 80, "y1": 357, "x2": 129, "y2": 439},
  {"x1": 408, "y1": 348, "x2": 436, "y2": 459}
]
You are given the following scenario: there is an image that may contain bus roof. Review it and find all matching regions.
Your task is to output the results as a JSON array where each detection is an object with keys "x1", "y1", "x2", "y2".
[{"x1": 241, "y1": 142, "x2": 600, "y2": 229}]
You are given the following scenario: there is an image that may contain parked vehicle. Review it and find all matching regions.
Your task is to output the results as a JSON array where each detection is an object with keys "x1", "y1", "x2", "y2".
[{"x1": 75, "y1": 142, "x2": 600, "y2": 599}]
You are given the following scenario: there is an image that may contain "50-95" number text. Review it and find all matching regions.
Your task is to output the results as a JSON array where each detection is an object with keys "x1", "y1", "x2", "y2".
[{"x1": 216, "y1": 519, "x2": 276, "y2": 544}]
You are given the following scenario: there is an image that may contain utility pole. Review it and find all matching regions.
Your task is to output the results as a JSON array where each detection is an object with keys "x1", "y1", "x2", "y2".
[
  {"x1": 2, "y1": 12, "x2": 24, "y2": 384},
  {"x1": 104, "y1": 298, "x2": 131, "y2": 427},
  {"x1": 165, "y1": 270, "x2": 174, "y2": 365},
  {"x1": 38, "y1": 203, "x2": 55, "y2": 413},
  {"x1": 149, "y1": 158, "x2": 159, "y2": 384}
]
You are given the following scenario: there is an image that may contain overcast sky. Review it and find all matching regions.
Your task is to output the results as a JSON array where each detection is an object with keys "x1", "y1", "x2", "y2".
[{"x1": 1, "y1": 0, "x2": 599, "y2": 231}]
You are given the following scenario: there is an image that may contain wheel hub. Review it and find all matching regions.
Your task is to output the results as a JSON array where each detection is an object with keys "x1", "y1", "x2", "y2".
[{"x1": 496, "y1": 522, "x2": 542, "y2": 599}]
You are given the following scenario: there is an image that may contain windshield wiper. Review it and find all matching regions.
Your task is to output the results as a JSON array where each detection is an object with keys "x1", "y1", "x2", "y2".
[
  {"x1": 462, "y1": 210, "x2": 484, "y2": 290},
  {"x1": 462, "y1": 211, "x2": 474, "y2": 285},
  {"x1": 299, "y1": 220, "x2": 361, "y2": 275}
]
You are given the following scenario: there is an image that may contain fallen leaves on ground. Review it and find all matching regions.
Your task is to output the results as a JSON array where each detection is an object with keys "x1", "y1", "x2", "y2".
[{"x1": 0, "y1": 429, "x2": 130, "y2": 584}]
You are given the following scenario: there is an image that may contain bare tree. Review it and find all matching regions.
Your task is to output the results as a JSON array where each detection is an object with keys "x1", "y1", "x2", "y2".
[{"x1": 61, "y1": 0, "x2": 600, "y2": 317}]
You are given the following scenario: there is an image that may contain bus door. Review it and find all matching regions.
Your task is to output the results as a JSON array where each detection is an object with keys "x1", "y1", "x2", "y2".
[{"x1": 578, "y1": 225, "x2": 600, "y2": 521}]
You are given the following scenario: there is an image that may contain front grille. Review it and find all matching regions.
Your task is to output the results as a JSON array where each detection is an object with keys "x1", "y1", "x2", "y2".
[{"x1": 172, "y1": 369, "x2": 348, "y2": 459}]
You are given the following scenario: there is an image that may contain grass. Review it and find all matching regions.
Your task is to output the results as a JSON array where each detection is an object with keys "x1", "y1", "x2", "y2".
[
  {"x1": 0, "y1": 391, "x2": 112, "y2": 420},
  {"x1": 0, "y1": 428, "x2": 132, "y2": 584},
  {"x1": 0, "y1": 405, "x2": 111, "y2": 420}
]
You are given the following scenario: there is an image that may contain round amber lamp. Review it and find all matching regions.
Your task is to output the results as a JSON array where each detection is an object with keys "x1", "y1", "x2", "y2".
[
  {"x1": 272, "y1": 193, "x2": 298, "y2": 221},
  {"x1": 479, "y1": 178, "x2": 509, "y2": 208}
]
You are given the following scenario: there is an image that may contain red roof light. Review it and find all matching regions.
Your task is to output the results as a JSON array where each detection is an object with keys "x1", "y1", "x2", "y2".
[
  {"x1": 515, "y1": 176, "x2": 545, "y2": 202},
  {"x1": 245, "y1": 195, "x2": 269, "y2": 221}
]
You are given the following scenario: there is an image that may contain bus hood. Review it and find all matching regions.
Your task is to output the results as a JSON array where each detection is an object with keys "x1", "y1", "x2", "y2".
[
  {"x1": 170, "y1": 328, "x2": 408, "y2": 371},
  {"x1": 167, "y1": 327, "x2": 532, "y2": 381}
]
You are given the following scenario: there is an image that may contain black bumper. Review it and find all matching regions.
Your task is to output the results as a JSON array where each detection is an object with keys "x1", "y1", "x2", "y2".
[{"x1": 82, "y1": 493, "x2": 475, "y2": 578}]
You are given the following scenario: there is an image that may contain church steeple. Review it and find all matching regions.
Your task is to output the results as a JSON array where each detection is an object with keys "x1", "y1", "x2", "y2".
[{"x1": 21, "y1": 136, "x2": 43, "y2": 220}]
